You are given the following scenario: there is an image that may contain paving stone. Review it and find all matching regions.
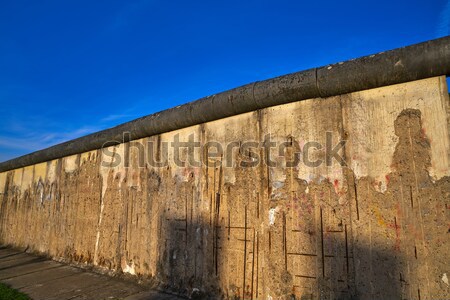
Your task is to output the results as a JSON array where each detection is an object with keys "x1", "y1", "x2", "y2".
[{"x1": 0, "y1": 248, "x2": 185, "y2": 300}]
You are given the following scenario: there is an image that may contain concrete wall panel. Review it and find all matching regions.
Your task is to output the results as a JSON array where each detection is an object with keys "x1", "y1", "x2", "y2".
[{"x1": 0, "y1": 77, "x2": 448, "y2": 299}]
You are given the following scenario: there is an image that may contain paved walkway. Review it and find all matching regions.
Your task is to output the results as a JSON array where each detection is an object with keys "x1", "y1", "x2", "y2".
[{"x1": 0, "y1": 246, "x2": 183, "y2": 300}]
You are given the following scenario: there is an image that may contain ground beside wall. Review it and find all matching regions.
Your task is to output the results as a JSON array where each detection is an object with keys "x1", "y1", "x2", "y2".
[{"x1": 0, "y1": 76, "x2": 449, "y2": 300}]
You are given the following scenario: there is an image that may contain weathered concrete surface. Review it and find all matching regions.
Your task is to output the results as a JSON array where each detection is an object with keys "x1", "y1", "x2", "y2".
[
  {"x1": 0, "y1": 77, "x2": 449, "y2": 299},
  {"x1": 0, "y1": 246, "x2": 183, "y2": 299}
]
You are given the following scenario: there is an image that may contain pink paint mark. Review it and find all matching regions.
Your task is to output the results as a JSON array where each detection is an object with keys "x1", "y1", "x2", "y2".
[
  {"x1": 333, "y1": 179, "x2": 339, "y2": 187},
  {"x1": 385, "y1": 175, "x2": 390, "y2": 185},
  {"x1": 333, "y1": 179, "x2": 340, "y2": 194},
  {"x1": 421, "y1": 128, "x2": 427, "y2": 138}
]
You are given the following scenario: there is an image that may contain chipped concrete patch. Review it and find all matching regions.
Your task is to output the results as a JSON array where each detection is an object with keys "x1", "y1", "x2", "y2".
[
  {"x1": 343, "y1": 76, "x2": 450, "y2": 190},
  {"x1": 63, "y1": 154, "x2": 79, "y2": 173},
  {"x1": 268, "y1": 206, "x2": 279, "y2": 225},
  {"x1": 46, "y1": 159, "x2": 58, "y2": 183}
]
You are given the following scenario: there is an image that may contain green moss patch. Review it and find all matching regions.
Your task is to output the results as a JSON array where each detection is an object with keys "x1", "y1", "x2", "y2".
[{"x1": 0, "y1": 282, "x2": 30, "y2": 300}]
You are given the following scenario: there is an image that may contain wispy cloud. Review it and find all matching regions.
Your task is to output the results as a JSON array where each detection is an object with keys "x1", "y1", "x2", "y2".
[
  {"x1": 100, "y1": 113, "x2": 136, "y2": 123},
  {"x1": 0, "y1": 136, "x2": 47, "y2": 152},
  {"x1": 0, "y1": 96, "x2": 147, "y2": 162},
  {"x1": 0, "y1": 126, "x2": 102, "y2": 156},
  {"x1": 437, "y1": 0, "x2": 450, "y2": 37}
]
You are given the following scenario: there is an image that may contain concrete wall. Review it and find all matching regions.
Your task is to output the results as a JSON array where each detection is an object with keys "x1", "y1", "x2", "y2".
[{"x1": 0, "y1": 76, "x2": 449, "y2": 299}]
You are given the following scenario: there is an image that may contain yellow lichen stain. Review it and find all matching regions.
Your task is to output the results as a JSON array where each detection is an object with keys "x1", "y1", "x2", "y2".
[
  {"x1": 13, "y1": 168, "x2": 23, "y2": 187},
  {"x1": 0, "y1": 172, "x2": 6, "y2": 194},
  {"x1": 21, "y1": 166, "x2": 34, "y2": 192},
  {"x1": 34, "y1": 162, "x2": 47, "y2": 182},
  {"x1": 371, "y1": 205, "x2": 386, "y2": 227}
]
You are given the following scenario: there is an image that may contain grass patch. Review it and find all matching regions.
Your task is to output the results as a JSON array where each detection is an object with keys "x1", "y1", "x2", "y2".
[{"x1": 0, "y1": 282, "x2": 30, "y2": 300}]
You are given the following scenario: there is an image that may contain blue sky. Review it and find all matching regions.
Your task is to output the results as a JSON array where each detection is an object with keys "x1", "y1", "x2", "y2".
[{"x1": 0, "y1": 0, "x2": 449, "y2": 162}]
